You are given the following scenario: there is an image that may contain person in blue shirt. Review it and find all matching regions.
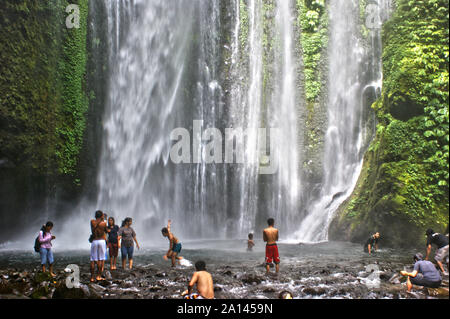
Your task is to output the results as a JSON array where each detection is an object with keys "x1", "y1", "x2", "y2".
[{"x1": 400, "y1": 253, "x2": 442, "y2": 292}]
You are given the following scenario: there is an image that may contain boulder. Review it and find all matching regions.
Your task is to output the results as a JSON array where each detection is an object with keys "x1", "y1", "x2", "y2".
[{"x1": 425, "y1": 287, "x2": 449, "y2": 298}]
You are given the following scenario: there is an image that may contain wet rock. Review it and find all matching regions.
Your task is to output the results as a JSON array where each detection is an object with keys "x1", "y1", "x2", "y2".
[
  {"x1": 302, "y1": 287, "x2": 315, "y2": 295},
  {"x1": 52, "y1": 282, "x2": 90, "y2": 299},
  {"x1": 30, "y1": 286, "x2": 50, "y2": 299},
  {"x1": 379, "y1": 272, "x2": 392, "y2": 281},
  {"x1": 98, "y1": 280, "x2": 111, "y2": 288},
  {"x1": 104, "y1": 271, "x2": 113, "y2": 280},
  {"x1": 241, "y1": 274, "x2": 263, "y2": 285},
  {"x1": 148, "y1": 285, "x2": 162, "y2": 292},
  {"x1": 89, "y1": 283, "x2": 106, "y2": 293},
  {"x1": 174, "y1": 275, "x2": 187, "y2": 282},
  {"x1": 425, "y1": 287, "x2": 449, "y2": 298},
  {"x1": 155, "y1": 272, "x2": 167, "y2": 278},
  {"x1": 263, "y1": 287, "x2": 276, "y2": 293},
  {"x1": 388, "y1": 274, "x2": 401, "y2": 285},
  {"x1": 33, "y1": 272, "x2": 54, "y2": 284}
]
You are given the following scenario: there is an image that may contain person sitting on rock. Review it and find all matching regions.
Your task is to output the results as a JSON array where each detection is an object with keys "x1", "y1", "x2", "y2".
[
  {"x1": 400, "y1": 253, "x2": 442, "y2": 292},
  {"x1": 364, "y1": 232, "x2": 380, "y2": 255},
  {"x1": 182, "y1": 260, "x2": 214, "y2": 299},
  {"x1": 425, "y1": 228, "x2": 449, "y2": 275}
]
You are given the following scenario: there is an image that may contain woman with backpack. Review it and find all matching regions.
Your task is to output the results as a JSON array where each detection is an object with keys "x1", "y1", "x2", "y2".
[{"x1": 38, "y1": 221, "x2": 56, "y2": 277}]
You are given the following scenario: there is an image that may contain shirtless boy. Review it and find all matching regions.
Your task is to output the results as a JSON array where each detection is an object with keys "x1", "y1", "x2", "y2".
[
  {"x1": 90, "y1": 210, "x2": 107, "y2": 282},
  {"x1": 263, "y1": 218, "x2": 280, "y2": 274},
  {"x1": 161, "y1": 219, "x2": 183, "y2": 267},
  {"x1": 247, "y1": 233, "x2": 255, "y2": 251},
  {"x1": 182, "y1": 261, "x2": 214, "y2": 299}
]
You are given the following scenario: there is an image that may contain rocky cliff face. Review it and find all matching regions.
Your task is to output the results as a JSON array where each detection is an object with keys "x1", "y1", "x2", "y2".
[{"x1": 329, "y1": 0, "x2": 449, "y2": 247}]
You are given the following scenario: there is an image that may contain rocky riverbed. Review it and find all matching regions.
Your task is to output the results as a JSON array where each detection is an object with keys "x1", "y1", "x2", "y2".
[{"x1": 0, "y1": 241, "x2": 448, "y2": 299}]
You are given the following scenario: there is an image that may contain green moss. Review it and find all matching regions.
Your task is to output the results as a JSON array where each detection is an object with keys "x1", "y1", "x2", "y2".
[
  {"x1": 331, "y1": 0, "x2": 449, "y2": 247},
  {"x1": 0, "y1": 0, "x2": 89, "y2": 184},
  {"x1": 239, "y1": 0, "x2": 249, "y2": 51},
  {"x1": 297, "y1": 0, "x2": 328, "y2": 102}
]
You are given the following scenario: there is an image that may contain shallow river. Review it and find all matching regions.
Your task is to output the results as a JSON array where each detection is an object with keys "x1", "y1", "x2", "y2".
[{"x1": 0, "y1": 240, "x2": 448, "y2": 299}]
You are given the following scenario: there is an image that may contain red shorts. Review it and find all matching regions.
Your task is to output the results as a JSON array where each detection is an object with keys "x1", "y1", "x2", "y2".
[{"x1": 265, "y1": 244, "x2": 280, "y2": 264}]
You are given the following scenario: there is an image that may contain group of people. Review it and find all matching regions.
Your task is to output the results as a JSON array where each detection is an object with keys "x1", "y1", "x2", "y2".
[
  {"x1": 89, "y1": 210, "x2": 141, "y2": 282},
  {"x1": 35, "y1": 214, "x2": 448, "y2": 298},
  {"x1": 363, "y1": 229, "x2": 449, "y2": 292}
]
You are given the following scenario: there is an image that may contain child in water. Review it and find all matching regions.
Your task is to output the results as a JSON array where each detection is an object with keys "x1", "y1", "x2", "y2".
[
  {"x1": 161, "y1": 219, "x2": 183, "y2": 267},
  {"x1": 247, "y1": 233, "x2": 255, "y2": 252}
]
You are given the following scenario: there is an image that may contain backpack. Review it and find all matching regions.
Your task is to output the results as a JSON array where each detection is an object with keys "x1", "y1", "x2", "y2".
[{"x1": 34, "y1": 230, "x2": 42, "y2": 253}]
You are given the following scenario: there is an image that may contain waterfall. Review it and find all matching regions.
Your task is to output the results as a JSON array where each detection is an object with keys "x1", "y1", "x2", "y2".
[
  {"x1": 96, "y1": 0, "x2": 194, "y2": 238},
  {"x1": 57, "y1": 0, "x2": 391, "y2": 246},
  {"x1": 293, "y1": 0, "x2": 392, "y2": 242}
]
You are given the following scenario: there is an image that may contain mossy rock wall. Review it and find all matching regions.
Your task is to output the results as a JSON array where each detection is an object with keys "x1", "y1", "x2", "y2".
[
  {"x1": 329, "y1": 0, "x2": 449, "y2": 247},
  {"x1": 0, "y1": 0, "x2": 96, "y2": 237}
]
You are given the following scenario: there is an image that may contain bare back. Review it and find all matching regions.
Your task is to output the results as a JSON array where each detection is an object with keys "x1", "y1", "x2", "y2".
[
  {"x1": 263, "y1": 227, "x2": 278, "y2": 245},
  {"x1": 190, "y1": 271, "x2": 214, "y2": 299},
  {"x1": 91, "y1": 219, "x2": 107, "y2": 241}
]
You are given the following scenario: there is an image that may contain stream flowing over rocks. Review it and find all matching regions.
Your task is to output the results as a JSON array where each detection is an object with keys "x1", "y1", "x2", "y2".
[{"x1": 0, "y1": 241, "x2": 448, "y2": 299}]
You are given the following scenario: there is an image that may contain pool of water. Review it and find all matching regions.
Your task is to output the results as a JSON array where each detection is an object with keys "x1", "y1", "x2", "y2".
[{"x1": 0, "y1": 240, "x2": 447, "y2": 299}]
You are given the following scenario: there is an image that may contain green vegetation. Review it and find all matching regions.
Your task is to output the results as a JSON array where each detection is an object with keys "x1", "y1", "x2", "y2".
[
  {"x1": 297, "y1": 0, "x2": 328, "y2": 103},
  {"x1": 0, "y1": 0, "x2": 89, "y2": 184},
  {"x1": 330, "y1": 0, "x2": 449, "y2": 246}
]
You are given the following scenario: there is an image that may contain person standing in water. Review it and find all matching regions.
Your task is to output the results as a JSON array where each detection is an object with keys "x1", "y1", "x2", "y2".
[
  {"x1": 364, "y1": 232, "x2": 380, "y2": 255},
  {"x1": 247, "y1": 233, "x2": 255, "y2": 252},
  {"x1": 161, "y1": 219, "x2": 183, "y2": 267},
  {"x1": 38, "y1": 221, "x2": 56, "y2": 277},
  {"x1": 263, "y1": 218, "x2": 280, "y2": 274},
  {"x1": 118, "y1": 217, "x2": 140, "y2": 270},
  {"x1": 182, "y1": 261, "x2": 214, "y2": 299},
  {"x1": 425, "y1": 228, "x2": 449, "y2": 275},
  {"x1": 90, "y1": 210, "x2": 107, "y2": 282},
  {"x1": 400, "y1": 253, "x2": 442, "y2": 292},
  {"x1": 106, "y1": 217, "x2": 119, "y2": 270}
]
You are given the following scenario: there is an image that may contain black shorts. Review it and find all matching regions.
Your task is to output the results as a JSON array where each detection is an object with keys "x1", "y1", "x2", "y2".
[{"x1": 410, "y1": 274, "x2": 441, "y2": 288}]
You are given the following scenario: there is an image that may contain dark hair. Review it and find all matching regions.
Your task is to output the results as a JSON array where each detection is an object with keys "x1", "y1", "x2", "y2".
[
  {"x1": 161, "y1": 227, "x2": 168, "y2": 235},
  {"x1": 248, "y1": 233, "x2": 253, "y2": 239},
  {"x1": 95, "y1": 210, "x2": 103, "y2": 219},
  {"x1": 426, "y1": 228, "x2": 434, "y2": 236},
  {"x1": 121, "y1": 217, "x2": 132, "y2": 227},
  {"x1": 108, "y1": 217, "x2": 115, "y2": 226},
  {"x1": 267, "y1": 218, "x2": 275, "y2": 226},
  {"x1": 413, "y1": 253, "x2": 423, "y2": 262},
  {"x1": 41, "y1": 221, "x2": 53, "y2": 236},
  {"x1": 279, "y1": 290, "x2": 293, "y2": 299},
  {"x1": 195, "y1": 260, "x2": 206, "y2": 271}
]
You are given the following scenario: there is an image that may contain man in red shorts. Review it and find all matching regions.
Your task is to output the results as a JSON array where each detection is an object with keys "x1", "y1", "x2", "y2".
[{"x1": 263, "y1": 218, "x2": 280, "y2": 274}]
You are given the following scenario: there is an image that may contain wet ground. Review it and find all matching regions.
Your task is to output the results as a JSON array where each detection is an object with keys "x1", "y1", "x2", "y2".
[{"x1": 0, "y1": 240, "x2": 448, "y2": 299}]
